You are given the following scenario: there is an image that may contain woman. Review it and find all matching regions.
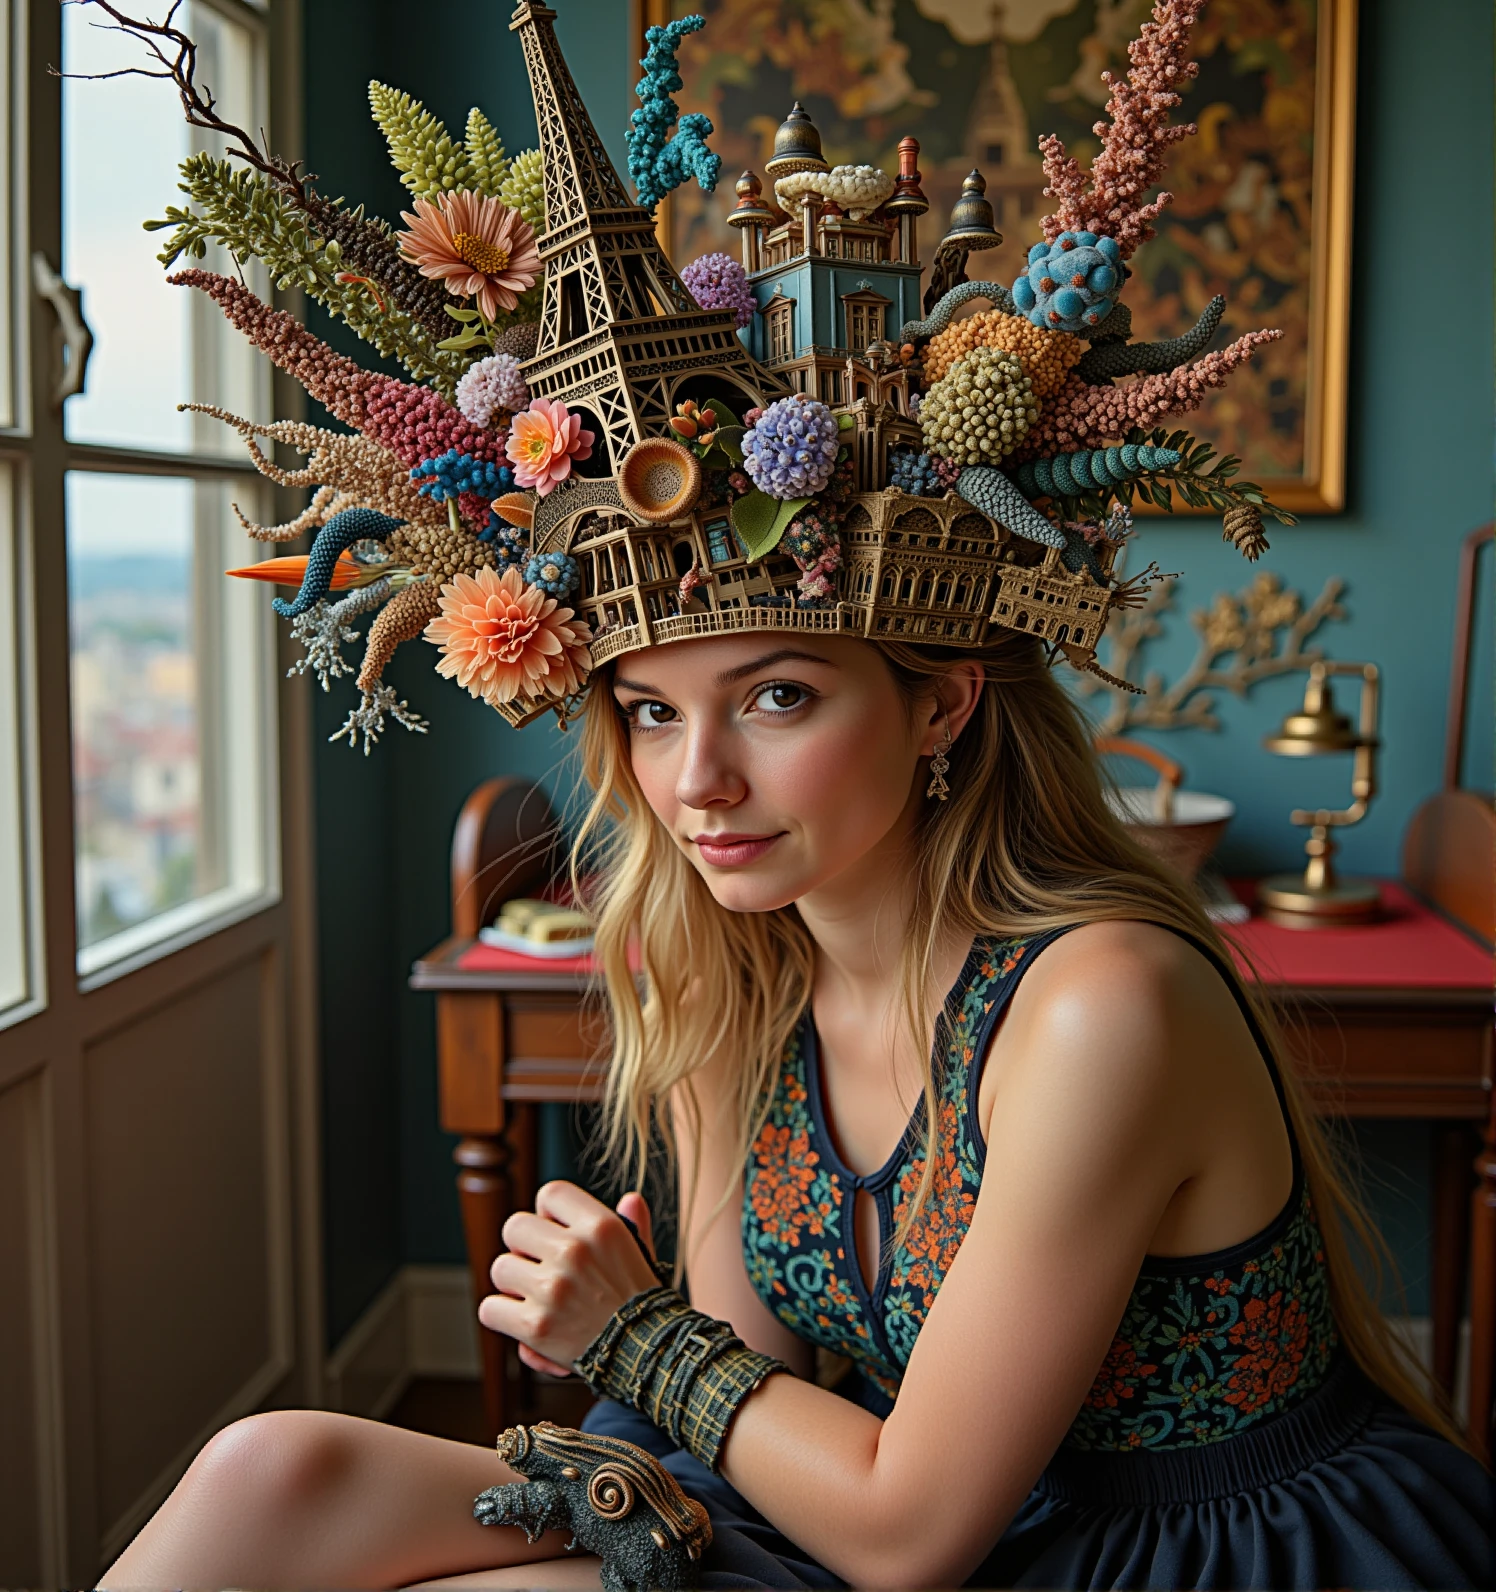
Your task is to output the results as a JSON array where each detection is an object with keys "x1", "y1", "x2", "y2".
[{"x1": 106, "y1": 627, "x2": 1494, "y2": 1590}]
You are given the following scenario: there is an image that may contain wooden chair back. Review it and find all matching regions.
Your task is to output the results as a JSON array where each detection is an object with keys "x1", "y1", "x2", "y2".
[
  {"x1": 1401, "y1": 523, "x2": 1495, "y2": 942},
  {"x1": 450, "y1": 777, "x2": 563, "y2": 939}
]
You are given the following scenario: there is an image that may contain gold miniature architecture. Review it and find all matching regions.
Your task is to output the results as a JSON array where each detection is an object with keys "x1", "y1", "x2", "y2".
[{"x1": 504, "y1": 0, "x2": 1123, "y2": 728}]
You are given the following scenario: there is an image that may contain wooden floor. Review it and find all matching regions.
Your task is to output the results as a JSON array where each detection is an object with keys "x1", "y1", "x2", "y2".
[{"x1": 385, "y1": 1375, "x2": 595, "y2": 1445}]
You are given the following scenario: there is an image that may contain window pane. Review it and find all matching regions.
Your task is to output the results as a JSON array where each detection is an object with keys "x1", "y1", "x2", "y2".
[
  {"x1": 62, "y1": 2, "x2": 267, "y2": 454},
  {"x1": 67, "y1": 471, "x2": 274, "y2": 968},
  {"x1": 0, "y1": 0, "x2": 13, "y2": 429},
  {"x1": 0, "y1": 464, "x2": 31, "y2": 1013}
]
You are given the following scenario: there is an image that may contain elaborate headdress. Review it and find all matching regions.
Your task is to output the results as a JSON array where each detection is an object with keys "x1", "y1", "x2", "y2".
[{"x1": 91, "y1": 0, "x2": 1292, "y2": 748}]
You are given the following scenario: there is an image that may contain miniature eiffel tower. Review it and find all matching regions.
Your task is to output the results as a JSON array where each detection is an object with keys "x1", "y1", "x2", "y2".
[{"x1": 510, "y1": 0, "x2": 785, "y2": 471}]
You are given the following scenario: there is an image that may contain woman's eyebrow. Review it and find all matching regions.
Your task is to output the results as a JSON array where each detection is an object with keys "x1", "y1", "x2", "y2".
[
  {"x1": 613, "y1": 649, "x2": 837, "y2": 696},
  {"x1": 712, "y1": 649, "x2": 839, "y2": 686}
]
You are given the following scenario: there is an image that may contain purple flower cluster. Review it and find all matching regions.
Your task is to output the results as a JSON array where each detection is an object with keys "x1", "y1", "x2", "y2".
[
  {"x1": 680, "y1": 251, "x2": 755, "y2": 329},
  {"x1": 741, "y1": 396, "x2": 840, "y2": 500},
  {"x1": 456, "y1": 353, "x2": 531, "y2": 429}
]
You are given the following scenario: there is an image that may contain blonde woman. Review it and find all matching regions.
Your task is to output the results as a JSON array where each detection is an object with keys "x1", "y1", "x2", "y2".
[{"x1": 107, "y1": 627, "x2": 1492, "y2": 1590}]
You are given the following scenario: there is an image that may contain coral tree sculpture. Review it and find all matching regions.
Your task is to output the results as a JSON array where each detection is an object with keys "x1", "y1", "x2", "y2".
[{"x1": 627, "y1": 15, "x2": 721, "y2": 212}]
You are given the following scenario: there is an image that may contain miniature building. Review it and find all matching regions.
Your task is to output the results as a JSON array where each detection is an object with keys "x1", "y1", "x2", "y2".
[{"x1": 729, "y1": 104, "x2": 925, "y2": 415}]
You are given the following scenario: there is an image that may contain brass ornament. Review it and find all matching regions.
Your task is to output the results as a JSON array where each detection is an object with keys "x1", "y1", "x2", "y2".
[{"x1": 926, "y1": 714, "x2": 954, "y2": 801}]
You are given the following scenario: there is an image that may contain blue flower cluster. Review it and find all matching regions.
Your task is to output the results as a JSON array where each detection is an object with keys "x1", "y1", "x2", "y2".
[
  {"x1": 479, "y1": 517, "x2": 530, "y2": 571},
  {"x1": 627, "y1": 16, "x2": 721, "y2": 212},
  {"x1": 523, "y1": 550, "x2": 580, "y2": 598},
  {"x1": 741, "y1": 396, "x2": 840, "y2": 500},
  {"x1": 1012, "y1": 232, "x2": 1124, "y2": 332},
  {"x1": 888, "y1": 449, "x2": 938, "y2": 496},
  {"x1": 410, "y1": 450, "x2": 513, "y2": 504}
]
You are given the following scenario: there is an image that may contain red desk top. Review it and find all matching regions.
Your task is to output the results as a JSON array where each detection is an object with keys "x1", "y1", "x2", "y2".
[
  {"x1": 1223, "y1": 880, "x2": 1491, "y2": 991},
  {"x1": 452, "y1": 882, "x2": 1491, "y2": 993}
]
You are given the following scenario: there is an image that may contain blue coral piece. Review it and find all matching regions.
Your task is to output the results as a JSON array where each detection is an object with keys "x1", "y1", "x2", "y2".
[
  {"x1": 272, "y1": 507, "x2": 404, "y2": 619},
  {"x1": 481, "y1": 518, "x2": 530, "y2": 570},
  {"x1": 410, "y1": 450, "x2": 512, "y2": 504},
  {"x1": 1013, "y1": 444, "x2": 1181, "y2": 499},
  {"x1": 1012, "y1": 232, "x2": 1125, "y2": 332},
  {"x1": 888, "y1": 449, "x2": 938, "y2": 496},
  {"x1": 628, "y1": 16, "x2": 721, "y2": 211},
  {"x1": 954, "y1": 467, "x2": 1065, "y2": 549},
  {"x1": 523, "y1": 550, "x2": 580, "y2": 598}
]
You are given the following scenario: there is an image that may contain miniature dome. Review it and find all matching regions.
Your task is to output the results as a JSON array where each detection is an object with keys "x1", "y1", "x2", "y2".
[{"x1": 764, "y1": 102, "x2": 829, "y2": 182}]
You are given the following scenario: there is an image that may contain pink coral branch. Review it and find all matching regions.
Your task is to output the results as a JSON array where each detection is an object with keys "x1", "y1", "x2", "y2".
[
  {"x1": 1041, "y1": 0, "x2": 1206, "y2": 257},
  {"x1": 169, "y1": 270, "x2": 505, "y2": 526},
  {"x1": 1015, "y1": 329, "x2": 1282, "y2": 455}
]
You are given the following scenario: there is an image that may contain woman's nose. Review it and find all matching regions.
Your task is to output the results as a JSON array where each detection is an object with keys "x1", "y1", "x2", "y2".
[{"x1": 674, "y1": 718, "x2": 747, "y2": 811}]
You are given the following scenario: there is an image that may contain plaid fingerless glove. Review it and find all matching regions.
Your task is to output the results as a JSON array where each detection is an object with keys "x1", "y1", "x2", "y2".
[{"x1": 574, "y1": 1286, "x2": 788, "y2": 1473}]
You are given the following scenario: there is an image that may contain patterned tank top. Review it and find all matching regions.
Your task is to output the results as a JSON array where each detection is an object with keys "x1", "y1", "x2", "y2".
[{"x1": 741, "y1": 930, "x2": 1339, "y2": 1451}]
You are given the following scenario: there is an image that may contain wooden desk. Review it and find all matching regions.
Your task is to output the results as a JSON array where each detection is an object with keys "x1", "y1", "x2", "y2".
[{"x1": 412, "y1": 882, "x2": 1494, "y2": 1453}]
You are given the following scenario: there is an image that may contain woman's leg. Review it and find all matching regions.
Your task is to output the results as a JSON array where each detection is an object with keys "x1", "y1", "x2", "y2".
[{"x1": 101, "y1": 1409, "x2": 587, "y2": 1590}]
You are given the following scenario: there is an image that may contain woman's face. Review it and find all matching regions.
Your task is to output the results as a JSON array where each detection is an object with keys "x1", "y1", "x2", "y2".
[{"x1": 612, "y1": 633, "x2": 938, "y2": 913}]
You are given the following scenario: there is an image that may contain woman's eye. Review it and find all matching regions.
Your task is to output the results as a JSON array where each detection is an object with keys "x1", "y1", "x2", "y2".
[
  {"x1": 751, "y1": 682, "x2": 810, "y2": 715},
  {"x1": 626, "y1": 699, "x2": 678, "y2": 729}
]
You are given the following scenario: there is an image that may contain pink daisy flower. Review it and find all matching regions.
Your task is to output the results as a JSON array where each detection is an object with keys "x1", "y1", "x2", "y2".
[{"x1": 396, "y1": 191, "x2": 541, "y2": 321}]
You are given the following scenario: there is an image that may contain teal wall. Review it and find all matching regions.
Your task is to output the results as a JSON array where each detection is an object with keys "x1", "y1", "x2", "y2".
[{"x1": 305, "y1": 0, "x2": 1493, "y2": 1347}]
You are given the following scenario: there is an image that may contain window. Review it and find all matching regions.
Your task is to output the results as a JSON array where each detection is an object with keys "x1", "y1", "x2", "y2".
[
  {"x1": 766, "y1": 297, "x2": 794, "y2": 362},
  {"x1": 57, "y1": 0, "x2": 278, "y2": 979},
  {"x1": 842, "y1": 294, "x2": 888, "y2": 354}
]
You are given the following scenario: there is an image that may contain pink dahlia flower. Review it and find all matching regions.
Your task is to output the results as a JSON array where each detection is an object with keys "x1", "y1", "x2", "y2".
[
  {"x1": 425, "y1": 566, "x2": 591, "y2": 707},
  {"x1": 505, "y1": 397, "x2": 595, "y2": 496},
  {"x1": 397, "y1": 191, "x2": 541, "y2": 321}
]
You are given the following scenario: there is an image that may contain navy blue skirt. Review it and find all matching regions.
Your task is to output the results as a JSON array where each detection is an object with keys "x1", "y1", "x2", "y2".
[{"x1": 581, "y1": 1357, "x2": 1495, "y2": 1589}]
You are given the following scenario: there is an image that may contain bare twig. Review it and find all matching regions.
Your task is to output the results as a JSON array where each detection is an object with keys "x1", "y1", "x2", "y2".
[{"x1": 53, "y1": 0, "x2": 315, "y2": 205}]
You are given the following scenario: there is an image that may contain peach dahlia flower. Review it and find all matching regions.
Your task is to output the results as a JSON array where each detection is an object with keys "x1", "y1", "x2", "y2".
[
  {"x1": 396, "y1": 191, "x2": 540, "y2": 321},
  {"x1": 505, "y1": 397, "x2": 595, "y2": 496},
  {"x1": 425, "y1": 566, "x2": 591, "y2": 707}
]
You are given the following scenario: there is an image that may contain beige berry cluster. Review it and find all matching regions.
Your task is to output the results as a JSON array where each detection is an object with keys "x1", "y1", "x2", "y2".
[
  {"x1": 918, "y1": 346, "x2": 1039, "y2": 465},
  {"x1": 921, "y1": 309, "x2": 1084, "y2": 398}
]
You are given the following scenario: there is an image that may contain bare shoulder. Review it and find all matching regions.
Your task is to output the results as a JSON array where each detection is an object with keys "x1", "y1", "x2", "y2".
[{"x1": 988, "y1": 920, "x2": 1257, "y2": 1154}]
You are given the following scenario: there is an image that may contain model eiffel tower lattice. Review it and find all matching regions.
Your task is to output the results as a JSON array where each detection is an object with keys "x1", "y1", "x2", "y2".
[{"x1": 511, "y1": 0, "x2": 785, "y2": 469}]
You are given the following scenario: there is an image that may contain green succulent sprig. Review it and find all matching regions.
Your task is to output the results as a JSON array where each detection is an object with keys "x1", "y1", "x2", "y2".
[
  {"x1": 463, "y1": 107, "x2": 511, "y2": 198},
  {"x1": 146, "y1": 154, "x2": 470, "y2": 393},
  {"x1": 1035, "y1": 426, "x2": 1297, "y2": 528},
  {"x1": 370, "y1": 81, "x2": 479, "y2": 198}
]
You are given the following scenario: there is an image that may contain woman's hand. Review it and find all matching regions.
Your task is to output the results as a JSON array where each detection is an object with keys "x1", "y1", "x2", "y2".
[{"x1": 479, "y1": 1184, "x2": 661, "y2": 1377}]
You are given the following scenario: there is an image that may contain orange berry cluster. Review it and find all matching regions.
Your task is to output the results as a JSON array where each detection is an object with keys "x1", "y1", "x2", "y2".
[{"x1": 921, "y1": 309, "x2": 1084, "y2": 398}]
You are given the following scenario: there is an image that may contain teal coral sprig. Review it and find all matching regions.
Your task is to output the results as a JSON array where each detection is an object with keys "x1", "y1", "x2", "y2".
[{"x1": 627, "y1": 16, "x2": 721, "y2": 212}]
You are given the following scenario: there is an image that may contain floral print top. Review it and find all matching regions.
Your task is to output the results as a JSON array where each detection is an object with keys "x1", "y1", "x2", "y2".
[{"x1": 740, "y1": 932, "x2": 1339, "y2": 1450}]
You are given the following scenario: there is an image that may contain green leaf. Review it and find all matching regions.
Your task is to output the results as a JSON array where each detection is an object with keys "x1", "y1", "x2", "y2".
[
  {"x1": 837, "y1": 412, "x2": 856, "y2": 431},
  {"x1": 444, "y1": 304, "x2": 482, "y2": 323},
  {"x1": 704, "y1": 398, "x2": 739, "y2": 431},
  {"x1": 730, "y1": 490, "x2": 781, "y2": 560},
  {"x1": 714, "y1": 425, "x2": 745, "y2": 464},
  {"x1": 769, "y1": 496, "x2": 810, "y2": 544}
]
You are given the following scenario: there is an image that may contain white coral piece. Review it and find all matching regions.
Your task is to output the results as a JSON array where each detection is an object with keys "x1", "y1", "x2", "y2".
[
  {"x1": 774, "y1": 164, "x2": 895, "y2": 221},
  {"x1": 329, "y1": 681, "x2": 429, "y2": 755},
  {"x1": 287, "y1": 578, "x2": 395, "y2": 691}
]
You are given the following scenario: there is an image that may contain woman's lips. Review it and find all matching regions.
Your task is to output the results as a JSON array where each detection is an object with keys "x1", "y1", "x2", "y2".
[{"x1": 692, "y1": 832, "x2": 784, "y2": 867}]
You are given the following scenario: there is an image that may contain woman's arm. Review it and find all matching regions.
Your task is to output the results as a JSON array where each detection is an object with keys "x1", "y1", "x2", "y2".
[{"x1": 486, "y1": 927, "x2": 1238, "y2": 1588}]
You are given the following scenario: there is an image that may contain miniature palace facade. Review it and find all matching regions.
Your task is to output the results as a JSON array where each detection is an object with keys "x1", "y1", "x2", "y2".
[{"x1": 505, "y1": 0, "x2": 1119, "y2": 722}]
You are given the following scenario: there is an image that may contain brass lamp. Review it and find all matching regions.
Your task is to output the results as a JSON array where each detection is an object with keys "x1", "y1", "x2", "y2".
[{"x1": 1257, "y1": 661, "x2": 1382, "y2": 927}]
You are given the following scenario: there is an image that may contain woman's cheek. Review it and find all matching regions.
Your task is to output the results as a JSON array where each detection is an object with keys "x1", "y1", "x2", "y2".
[{"x1": 764, "y1": 713, "x2": 914, "y2": 860}]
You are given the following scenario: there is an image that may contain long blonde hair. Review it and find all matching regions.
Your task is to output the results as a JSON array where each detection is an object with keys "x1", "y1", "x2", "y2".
[{"x1": 571, "y1": 628, "x2": 1468, "y2": 1450}]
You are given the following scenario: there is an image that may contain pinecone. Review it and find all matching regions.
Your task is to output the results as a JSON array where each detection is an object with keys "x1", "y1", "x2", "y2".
[
  {"x1": 1222, "y1": 503, "x2": 1269, "y2": 562},
  {"x1": 302, "y1": 193, "x2": 455, "y2": 342},
  {"x1": 495, "y1": 320, "x2": 540, "y2": 362}
]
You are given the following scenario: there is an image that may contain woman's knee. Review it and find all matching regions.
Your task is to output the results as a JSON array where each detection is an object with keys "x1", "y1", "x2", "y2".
[{"x1": 185, "y1": 1409, "x2": 360, "y2": 1515}]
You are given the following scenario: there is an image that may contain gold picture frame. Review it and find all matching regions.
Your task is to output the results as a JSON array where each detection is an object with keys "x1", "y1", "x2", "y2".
[{"x1": 632, "y1": 0, "x2": 1356, "y2": 515}]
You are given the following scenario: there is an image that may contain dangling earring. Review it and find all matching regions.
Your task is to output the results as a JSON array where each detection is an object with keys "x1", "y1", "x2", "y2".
[{"x1": 926, "y1": 714, "x2": 953, "y2": 801}]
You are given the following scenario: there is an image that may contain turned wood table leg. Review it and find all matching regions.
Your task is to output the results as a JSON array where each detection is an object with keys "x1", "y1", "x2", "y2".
[
  {"x1": 455, "y1": 1133, "x2": 510, "y2": 1442},
  {"x1": 1432, "y1": 1122, "x2": 1475, "y2": 1396},
  {"x1": 1468, "y1": 1105, "x2": 1496, "y2": 1464}
]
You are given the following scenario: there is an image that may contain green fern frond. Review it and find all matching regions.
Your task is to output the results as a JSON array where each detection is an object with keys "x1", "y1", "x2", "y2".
[
  {"x1": 368, "y1": 80, "x2": 473, "y2": 199},
  {"x1": 463, "y1": 107, "x2": 510, "y2": 197}
]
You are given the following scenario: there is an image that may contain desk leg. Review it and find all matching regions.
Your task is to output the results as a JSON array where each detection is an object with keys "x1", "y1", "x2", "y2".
[
  {"x1": 1432, "y1": 1123, "x2": 1475, "y2": 1396},
  {"x1": 454, "y1": 1133, "x2": 510, "y2": 1441},
  {"x1": 1469, "y1": 1108, "x2": 1496, "y2": 1464}
]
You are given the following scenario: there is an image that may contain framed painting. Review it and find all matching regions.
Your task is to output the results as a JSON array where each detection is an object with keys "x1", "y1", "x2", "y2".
[{"x1": 634, "y1": 0, "x2": 1356, "y2": 514}]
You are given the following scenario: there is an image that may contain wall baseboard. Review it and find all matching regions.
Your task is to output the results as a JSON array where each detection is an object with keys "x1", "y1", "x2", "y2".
[
  {"x1": 326, "y1": 1273, "x2": 1473, "y2": 1428},
  {"x1": 324, "y1": 1265, "x2": 480, "y2": 1419}
]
